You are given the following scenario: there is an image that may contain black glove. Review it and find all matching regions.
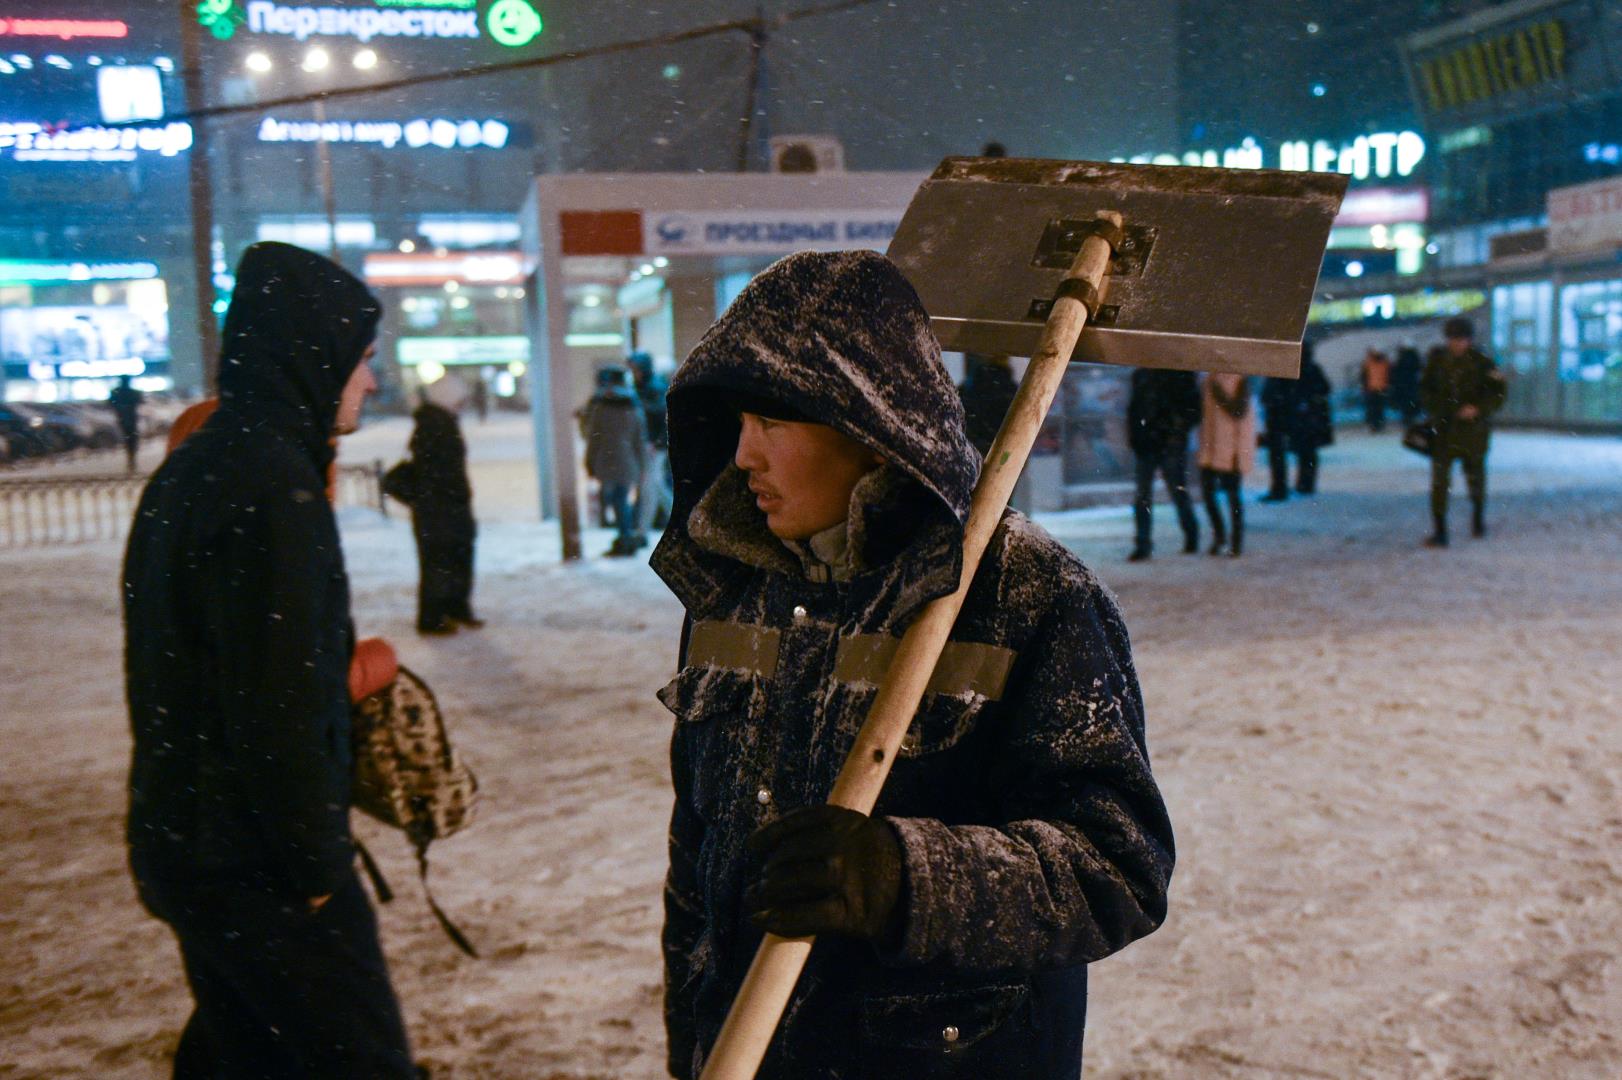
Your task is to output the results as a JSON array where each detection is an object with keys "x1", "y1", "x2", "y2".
[{"x1": 744, "y1": 804, "x2": 903, "y2": 942}]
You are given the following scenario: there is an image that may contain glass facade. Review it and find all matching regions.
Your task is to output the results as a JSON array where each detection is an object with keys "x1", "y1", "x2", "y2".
[
  {"x1": 1491, "y1": 275, "x2": 1622, "y2": 428},
  {"x1": 1558, "y1": 278, "x2": 1622, "y2": 423}
]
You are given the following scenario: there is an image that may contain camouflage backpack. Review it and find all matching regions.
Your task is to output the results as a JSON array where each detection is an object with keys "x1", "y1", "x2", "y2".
[{"x1": 352, "y1": 665, "x2": 480, "y2": 956}]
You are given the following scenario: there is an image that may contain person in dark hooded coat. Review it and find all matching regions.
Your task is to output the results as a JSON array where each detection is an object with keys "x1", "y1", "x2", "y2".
[
  {"x1": 384, "y1": 402, "x2": 481, "y2": 634},
  {"x1": 123, "y1": 242, "x2": 415, "y2": 1079},
  {"x1": 651, "y1": 250, "x2": 1174, "y2": 1080}
]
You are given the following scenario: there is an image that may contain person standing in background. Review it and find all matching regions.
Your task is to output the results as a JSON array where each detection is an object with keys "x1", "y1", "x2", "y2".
[
  {"x1": 1361, "y1": 347, "x2": 1392, "y2": 433},
  {"x1": 957, "y1": 352, "x2": 1032, "y2": 513},
  {"x1": 1420, "y1": 317, "x2": 1507, "y2": 547},
  {"x1": 628, "y1": 351, "x2": 673, "y2": 533},
  {"x1": 1393, "y1": 344, "x2": 1423, "y2": 424},
  {"x1": 1197, "y1": 371, "x2": 1255, "y2": 557},
  {"x1": 384, "y1": 403, "x2": 482, "y2": 635},
  {"x1": 580, "y1": 365, "x2": 648, "y2": 557},
  {"x1": 108, "y1": 374, "x2": 143, "y2": 473},
  {"x1": 1125, "y1": 367, "x2": 1201, "y2": 561},
  {"x1": 1292, "y1": 344, "x2": 1334, "y2": 495}
]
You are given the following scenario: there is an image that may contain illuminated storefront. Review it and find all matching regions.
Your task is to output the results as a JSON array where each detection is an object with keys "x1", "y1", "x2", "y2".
[
  {"x1": 0, "y1": 11, "x2": 197, "y2": 401},
  {"x1": 361, "y1": 249, "x2": 530, "y2": 404}
]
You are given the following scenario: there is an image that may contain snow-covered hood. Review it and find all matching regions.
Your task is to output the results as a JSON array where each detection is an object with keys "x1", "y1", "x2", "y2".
[{"x1": 651, "y1": 250, "x2": 980, "y2": 615}]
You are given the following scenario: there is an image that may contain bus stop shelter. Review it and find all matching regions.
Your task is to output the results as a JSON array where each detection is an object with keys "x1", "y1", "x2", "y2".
[{"x1": 519, "y1": 170, "x2": 925, "y2": 559}]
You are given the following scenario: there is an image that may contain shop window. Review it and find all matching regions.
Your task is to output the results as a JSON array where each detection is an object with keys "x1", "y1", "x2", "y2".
[
  {"x1": 1492, "y1": 282, "x2": 1551, "y2": 375},
  {"x1": 1559, "y1": 280, "x2": 1622, "y2": 384}
]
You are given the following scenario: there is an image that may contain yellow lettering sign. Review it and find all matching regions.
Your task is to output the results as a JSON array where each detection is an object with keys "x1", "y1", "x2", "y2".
[{"x1": 1422, "y1": 18, "x2": 1569, "y2": 112}]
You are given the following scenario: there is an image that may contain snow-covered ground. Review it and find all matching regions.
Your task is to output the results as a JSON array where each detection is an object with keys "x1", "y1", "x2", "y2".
[{"x1": 4, "y1": 413, "x2": 1620, "y2": 1079}]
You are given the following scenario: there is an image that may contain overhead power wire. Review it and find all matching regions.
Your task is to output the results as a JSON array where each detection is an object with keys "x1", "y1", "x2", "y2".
[{"x1": 165, "y1": 0, "x2": 886, "y2": 125}]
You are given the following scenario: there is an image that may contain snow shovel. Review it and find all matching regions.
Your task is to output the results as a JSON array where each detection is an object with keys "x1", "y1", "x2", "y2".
[{"x1": 698, "y1": 156, "x2": 1347, "y2": 1080}]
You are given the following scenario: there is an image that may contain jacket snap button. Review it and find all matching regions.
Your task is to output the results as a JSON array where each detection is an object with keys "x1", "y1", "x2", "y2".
[
  {"x1": 942, "y1": 1025, "x2": 959, "y2": 1044},
  {"x1": 792, "y1": 605, "x2": 808, "y2": 620},
  {"x1": 756, "y1": 788, "x2": 772, "y2": 805}
]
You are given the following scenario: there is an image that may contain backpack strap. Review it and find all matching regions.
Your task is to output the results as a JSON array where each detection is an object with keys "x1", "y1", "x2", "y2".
[
  {"x1": 416, "y1": 840, "x2": 479, "y2": 959},
  {"x1": 354, "y1": 839, "x2": 394, "y2": 904}
]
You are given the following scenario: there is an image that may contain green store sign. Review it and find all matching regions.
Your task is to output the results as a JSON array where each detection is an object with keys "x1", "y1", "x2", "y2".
[{"x1": 198, "y1": 0, "x2": 541, "y2": 47}]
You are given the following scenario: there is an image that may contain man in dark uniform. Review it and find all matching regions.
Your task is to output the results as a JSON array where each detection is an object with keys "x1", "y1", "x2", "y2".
[
  {"x1": 652, "y1": 251, "x2": 1173, "y2": 1079},
  {"x1": 1420, "y1": 317, "x2": 1508, "y2": 547}
]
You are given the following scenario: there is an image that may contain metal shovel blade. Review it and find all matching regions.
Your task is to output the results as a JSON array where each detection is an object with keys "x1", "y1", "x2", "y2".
[{"x1": 888, "y1": 157, "x2": 1348, "y2": 379}]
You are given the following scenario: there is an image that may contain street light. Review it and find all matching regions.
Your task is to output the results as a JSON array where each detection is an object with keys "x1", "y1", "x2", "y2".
[
  {"x1": 302, "y1": 47, "x2": 329, "y2": 72},
  {"x1": 245, "y1": 52, "x2": 272, "y2": 73},
  {"x1": 353, "y1": 48, "x2": 378, "y2": 70}
]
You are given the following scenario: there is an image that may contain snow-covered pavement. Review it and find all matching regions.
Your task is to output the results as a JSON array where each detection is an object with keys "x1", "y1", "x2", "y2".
[{"x1": 3, "y1": 416, "x2": 1620, "y2": 1078}]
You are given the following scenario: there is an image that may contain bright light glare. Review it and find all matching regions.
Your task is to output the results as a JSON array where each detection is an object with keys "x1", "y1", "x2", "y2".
[
  {"x1": 652, "y1": 256, "x2": 669, "y2": 268},
  {"x1": 246, "y1": 52, "x2": 272, "y2": 73},
  {"x1": 353, "y1": 49, "x2": 378, "y2": 70},
  {"x1": 398, "y1": 239, "x2": 416, "y2": 252},
  {"x1": 302, "y1": 47, "x2": 329, "y2": 72},
  {"x1": 1345, "y1": 260, "x2": 1365, "y2": 278}
]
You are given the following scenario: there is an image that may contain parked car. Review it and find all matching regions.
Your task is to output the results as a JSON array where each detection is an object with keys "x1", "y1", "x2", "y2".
[{"x1": 0, "y1": 405, "x2": 57, "y2": 458}]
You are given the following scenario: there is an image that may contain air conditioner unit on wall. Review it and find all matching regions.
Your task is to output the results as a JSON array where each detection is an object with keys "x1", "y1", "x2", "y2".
[{"x1": 770, "y1": 135, "x2": 845, "y2": 174}]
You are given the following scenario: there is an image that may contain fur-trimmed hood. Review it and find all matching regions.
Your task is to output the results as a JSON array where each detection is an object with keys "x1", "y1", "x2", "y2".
[{"x1": 649, "y1": 250, "x2": 980, "y2": 617}]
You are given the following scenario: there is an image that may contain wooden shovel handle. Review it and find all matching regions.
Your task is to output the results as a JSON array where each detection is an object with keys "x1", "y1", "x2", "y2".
[{"x1": 698, "y1": 212, "x2": 1122, "y2": 1080}]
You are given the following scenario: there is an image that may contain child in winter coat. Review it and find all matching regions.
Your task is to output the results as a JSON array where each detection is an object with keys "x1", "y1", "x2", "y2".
[
  {"x1": 1197, "y1": 371, "x2": 1255, "y2": 556},
  {"x1": 650, "y1": 250, "x2": 1173, "y2": 1080}
]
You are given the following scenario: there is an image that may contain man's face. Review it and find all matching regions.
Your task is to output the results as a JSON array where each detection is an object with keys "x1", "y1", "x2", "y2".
[
  {"x1": 333, "y1": 345, "x2": 378, "y2": 436},
  {"x1": 1446, "y1": 335, "x2": 1471, "y2": 357},
  {"x1": 734, "y1": 412, "x2": 879, "y2": 540}
]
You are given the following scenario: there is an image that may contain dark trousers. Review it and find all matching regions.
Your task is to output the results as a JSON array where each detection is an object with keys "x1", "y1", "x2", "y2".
[
  {"x1": 1132, "y1": 445, "x2": 1197, "y2": 553},
  {"x1": 1201, "y1": 468, "x2": 1243, "y2": 553},
  {"x1": 1294, "y1": 444, "x2": 1319, "y2": 494},
  {"x1": 123, "y1": 428, "x2": 140, "y2": 473},
  {"x1": 601, "y1": 483, "x2": 640, "y2": 545},
  {"x1": 1364, "y1": 391, "x2": 1387, "y2": 432},
  {"x1": 1265, "y1": 430, "x2": 1319, "y2": 495},
  {"x1": 156, "y1": 873, "x2": 414, "y2": 1079},
  {"x1": 416, "y1": 525, "x2": 475, "y2": 630},
  {"x1": 1431, "y1": 449, "x2": 1486, "y2": 521}
]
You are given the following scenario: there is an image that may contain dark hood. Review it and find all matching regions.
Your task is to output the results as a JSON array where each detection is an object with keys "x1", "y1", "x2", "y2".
[
  {"x1": 650, "y1": 250, "x2": 979, "y2": 616},
  {"x1": 215, "y1": 242, "x2": 381, "y2": 467}
]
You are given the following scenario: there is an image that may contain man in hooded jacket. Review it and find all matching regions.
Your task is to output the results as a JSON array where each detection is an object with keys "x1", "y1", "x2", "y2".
[
  {"x1": 123, "y1": 242, "x2": 415, "y2": 1079},
  {"x1": 652, "y1": 251, "x2": 1174, "y2": 1079}
]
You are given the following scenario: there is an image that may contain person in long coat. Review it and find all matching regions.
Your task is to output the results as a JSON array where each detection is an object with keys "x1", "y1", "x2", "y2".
[
  {"x1": 123, "y1": 242, "x2": 415, "y2": 1078},
  {"x1": 1419, "y1": 317, "x2": 1508, "y2": 545},
  {"x1": 580, "y1": 365, "x2": 649, "y2": 556},
  {"x1": 1196, "y1": 371, "x2": 1255, "y2": 556},
  {"x1": 1260, "y1": 343, "x2": 1334, "y2": 500},
  {"x1": 385, "y1": 402, "x2": 481, "y2": 634},
  {"x1": 1393, "y1": 344, "x2": 1423, "y2": 423},
  {"x1": 1126, "y1": 367, "x2": 1201, "y2": 560},
  {"x1": 652, "y1": 250, "x2": 1173, "y2": 1079}
]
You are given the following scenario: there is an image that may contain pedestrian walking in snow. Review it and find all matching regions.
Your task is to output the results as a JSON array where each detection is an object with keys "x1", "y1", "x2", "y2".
[
  {"x1": 651, "y1": 251, "x2": 1174, "y2": 1079},
  {"x1": 1126, "y1": 367, "x2": 1202, "y2": 560},
  {"x1": 108, "y1": 373, "x2": 143, "y2": 473},
  {"x1": 1361, "y1": 347, "x2": 1392, "y2": 433},
  {"x1": 384, "y1": 403, "x2": 482, "y2": 634},
  {"x1": 580, "y1": 365, "x2": 648, "y2": 557},
  {"x1": 122, "y1": 242, "x2": 416, "y2": 1079},
  {"x1": 1393, "y1": 344, "x2": 1423, "y2": 423},
  {"x1": 1421, "y1": 317, "x2": 1507, "y2": 547},
  {"x1": 1197, "y1": 371, "x2": 1255, "y2": 556}
]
